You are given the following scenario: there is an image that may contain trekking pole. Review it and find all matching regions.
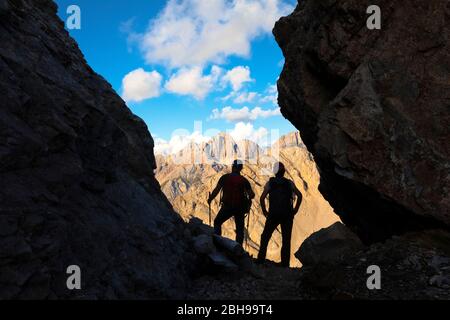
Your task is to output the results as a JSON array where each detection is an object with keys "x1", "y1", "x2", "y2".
[
  {"x1": 240, "y1": 171, "x2": 252, "y2": 252},
  {"x1": 208, "y1": 192, "x2": 212, "y2": 227},
  {"x1": 245, "y1": 209, "x2": 251, "y2": 252}
]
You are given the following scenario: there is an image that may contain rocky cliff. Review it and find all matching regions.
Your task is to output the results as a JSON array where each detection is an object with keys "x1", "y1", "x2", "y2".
[
  {"x1": 155, "y1": 132, "x2": 340, "y2": 267},
  {"x1": 274, "y1": 0, "x2": 450, "y2": 243},
  {"x1": 0, "y1": 0, "x2": 190, "y2": 299}
]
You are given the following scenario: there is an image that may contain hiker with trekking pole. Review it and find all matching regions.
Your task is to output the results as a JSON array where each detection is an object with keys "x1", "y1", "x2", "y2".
[{"x1": 207, "y1": 160, "x2": 255, "y2": 246}]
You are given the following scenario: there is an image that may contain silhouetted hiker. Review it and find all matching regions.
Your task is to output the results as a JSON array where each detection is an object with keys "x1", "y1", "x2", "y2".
[
  {"x1": 208, "y1": 160, "x2": 255, "y2": 245},
  {"x1": 257, "y1": 162, "x2": 302, "y2": 267}
]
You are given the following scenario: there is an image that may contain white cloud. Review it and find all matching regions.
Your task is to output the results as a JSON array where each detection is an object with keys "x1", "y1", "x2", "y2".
[
  {"x1": 259, "y1": 83, "x2": 279, "y2": 105},
  {"x1": 229, "y1": 122, "x2": 269, "y2": 144},
  {"x1": 222, "y1": 83, "x2": 278, "y2": 105},
  {"x1": 260, "y1": 94, "x2": 278, "y2": 105},
  {"x1": 220, "y1": 91, "x2": 237, "y2": 102},
  {"x1": 120, "y1": 17, "x2": 136, "y2": 34},
  {"x1": 121, "y1": 68, "x2": 163, "y2": 103},
  {"x1": 210, "y1": 106, "x2": 281, "y2": 122},
  {"x1": 222, "y1": 66, "x2": 253, "y2": 92},
  {"x1": 120, "y1": 18, "x2": 140, "y2": 53},
  {"x1": 222, "y1": 90, "x2": 259, "y2": 103},
  {"x1": 154, "y1": 131, "x2": 211, "y2": 155},
  {"x1": 154, "y1": 138, "x2": 172, "y2": 156},
  {"x1": 154, "y1": 122, "x2": 270, "y2": 155},
  {"x1": 233, "y1": 91, "x2": 259, "y2": 104},
  {"x1": 136, "y1": 0, "x2": 293, "y2": 68},
  {"x1": 267, "y1": 84, "x2": 278, "y2": 94},
  {"x1": 165, "y1": 66, "x2": 223, "y2": 99}
]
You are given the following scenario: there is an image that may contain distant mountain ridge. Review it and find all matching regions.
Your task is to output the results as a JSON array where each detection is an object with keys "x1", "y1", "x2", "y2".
[
  {"x1": 159, "y1": 133, "x2": 262, "y2": 166},
  {"x1": 156, "y1": 132, "x2": 340, "y2": 266},
  {"x1": 157, "y1": 132, "x2": 307, "y2": 176}
]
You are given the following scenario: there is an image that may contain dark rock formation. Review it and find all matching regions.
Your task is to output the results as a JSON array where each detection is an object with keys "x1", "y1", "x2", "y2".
[
  {"x1": 188, "y1": 225, "x2": 450, "y2": 300},
  {"x1": 274, "y1": 0, "x2": 450, "y2": 243},
  {"x1": 0, "y1": 0, "x2": 190, "y2": 299},
  {"x1": 299, "y1": 229, "x2": 450, "y2": 300},
  {"x1": 295, "y1": 222, "x2": 364, "y2": 266},
  {"x1": 187, "y1": 219, "x2": 253, "y2": 275}
]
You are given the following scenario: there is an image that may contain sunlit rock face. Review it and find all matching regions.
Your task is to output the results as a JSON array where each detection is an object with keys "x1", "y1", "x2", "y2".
[
  {"x1": 0, "y1": 0, "x2": 191, "y2": 299},
  {"x1": 274, "y1": 0, "x2": 450, "y2": 243},
  {"x1": 156, "y1": 132, "x2": 340, "y2": 267}
]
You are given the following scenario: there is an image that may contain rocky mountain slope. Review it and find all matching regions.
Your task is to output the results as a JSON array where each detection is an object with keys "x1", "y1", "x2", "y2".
[
  {"x1": 0, "y1": 0, "x2": 190, "y2": 299},
  {"x1": 156, "y1": 132, "x2": 340, "y2": 266},
  {"x1": 274, "y1": 0, "x2": 450, "y2": 243}
]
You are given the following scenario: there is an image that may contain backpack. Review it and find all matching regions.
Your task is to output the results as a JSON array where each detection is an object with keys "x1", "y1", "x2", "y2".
[
  {"x1": 268, "y1": 177, "x2": 293, "y2": 216},
  {"x1": 221, "y1": 174, "x2": 251, "y2": 213}
]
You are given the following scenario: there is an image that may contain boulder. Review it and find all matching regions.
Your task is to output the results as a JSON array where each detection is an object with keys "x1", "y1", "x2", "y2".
[
  {"x1": 188, "y1": 217, "x2": 214, "y2": 236},
  {"x1": 274, "y1": 0, "x2": 450, "y2": 243},
  {"x1": 193, "y1": 235, "x2": 215, "y2": 255},
  {"x1": 208, "y1": 252, "x2": 239, "y2": 273},
  {"x1": 213, "y1": 235, "x2": 245, "y2": 257},
  {"x1": 296, "y1": 222, "x2": 364, "y2": 266}
]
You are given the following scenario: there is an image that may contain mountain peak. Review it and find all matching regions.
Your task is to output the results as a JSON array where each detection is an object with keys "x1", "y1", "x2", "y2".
[
  {"x1": 164, "y1": 131, "x2": 304, "y2": 166},
  {"x1": 273, "y1": 131, "x2": 305, "y2": 149}
]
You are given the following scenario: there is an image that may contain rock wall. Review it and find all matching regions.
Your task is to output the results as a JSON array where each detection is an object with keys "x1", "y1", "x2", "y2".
[
  {"x1": 274, "y1": 0, "x2": 450, "y2": 243},
  {"x1": 0, "y1": 0, "x2": 190, "y2": 299}
]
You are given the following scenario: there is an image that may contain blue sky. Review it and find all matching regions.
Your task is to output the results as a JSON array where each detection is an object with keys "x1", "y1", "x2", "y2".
[{"x1": 55, "y1": 0, "x2": 297, "y2": 154}]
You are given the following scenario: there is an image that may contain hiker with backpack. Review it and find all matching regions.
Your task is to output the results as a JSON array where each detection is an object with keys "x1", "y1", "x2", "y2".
[
  {"x1": 257, "y1": 162, "x2": 303, "y2": 267},
  {"x1": 207, "y1": 160, "x2": 255, "y2": 245}
]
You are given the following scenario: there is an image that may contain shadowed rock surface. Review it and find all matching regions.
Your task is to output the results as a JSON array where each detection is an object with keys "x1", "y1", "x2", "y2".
[
  {"x1": 274, "y1": 0, "x2": 450, "y2": 243},
  {"x1": 189, "y1": 227, "x2": 450, "y2": 300},
  {"x1": 296, "y1": 222, "x2": 364, "y2": 266},
  {"x1": 0, "y1": 0, "x2": 191, "y2": 299}
]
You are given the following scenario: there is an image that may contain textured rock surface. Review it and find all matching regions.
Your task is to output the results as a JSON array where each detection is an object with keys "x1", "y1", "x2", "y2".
[
  {"x1": 295, "y1": 222, "x2": 364, "y2": 266},
  {"x1": 274, "y1": 0, "x2": 450, "y2": 242},
  {"x1": 299, "y1": 229, "x2": 450, "y2": 300},
  {"x1": 0, "y1": 0, "x2": 190, "y2": 299},
  {"x1": 188, "y1": 227, "x2": 450, "y2": 300},
  {"x1": 156, "y1": 132, "x2": 340, "y2": 267}
]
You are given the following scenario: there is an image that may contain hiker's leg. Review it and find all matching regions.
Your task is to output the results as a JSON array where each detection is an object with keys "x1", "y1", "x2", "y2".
[
  {"x1": 280, "y1": 217, "x2": 294, "y2": 267},
  {"x1": 257, "y1": 216, "x2": 279, "y2": 262},
  {"x1": 234, "y1": 213, "x2": 245, "y2": 245},
  {"x1": 214, "y1": 208, "x2": 233, "y2": 236}
]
